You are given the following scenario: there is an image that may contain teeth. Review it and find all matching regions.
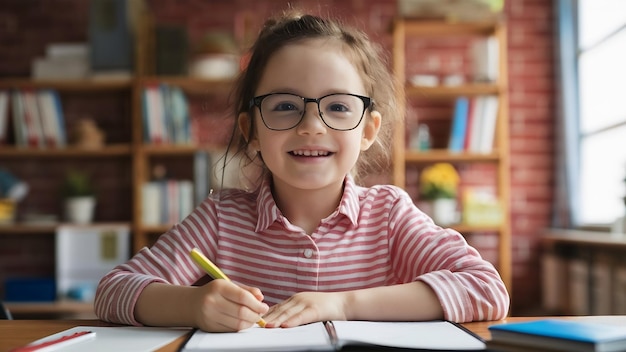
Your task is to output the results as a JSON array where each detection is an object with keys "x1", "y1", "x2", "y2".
[{"x1": 292, "y1": 150, "x2": 329, "y2": 156}]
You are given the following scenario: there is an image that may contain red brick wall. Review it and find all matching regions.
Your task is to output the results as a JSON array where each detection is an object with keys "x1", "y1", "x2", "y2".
[
  {"x1": 505, "y1": 0, "x2": 556, "y2": 314},
  {"x1": 0, "y1": 0, "x2": 555, "y2": 315}
]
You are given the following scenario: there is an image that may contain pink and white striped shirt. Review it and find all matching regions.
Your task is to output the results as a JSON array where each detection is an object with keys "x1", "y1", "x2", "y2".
[{"x1": 94, "y1": 176, "x2": 509, "y2": 325}]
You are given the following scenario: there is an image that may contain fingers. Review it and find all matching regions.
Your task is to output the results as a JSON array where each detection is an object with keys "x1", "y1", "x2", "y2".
[
  {"x1": 263, "y1": 299, "x2": 312, "y2": 328},
  {"x1": 263, "y1": 292, "x2": 346, "y2": 328},
  {"x1": 227, "y1": 283, "x2": 268, "y2": 316},
  {"x1": 240, "y1": 284, "x2": 265, "y2": 303},
  {"x1": 196, "y1": 280, "x2": 268, "y2": 332},
  {"x1": 214, "y1": 298, "x2": 266, "y2": 331}
]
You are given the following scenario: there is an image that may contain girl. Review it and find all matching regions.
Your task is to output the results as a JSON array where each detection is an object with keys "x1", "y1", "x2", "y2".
[{"x1": 94, "y1": 10, "x2": 509, "y2": 333}]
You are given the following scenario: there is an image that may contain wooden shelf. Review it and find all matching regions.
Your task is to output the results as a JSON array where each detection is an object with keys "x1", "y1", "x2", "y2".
[
  {"x1": 405, "y1": 149, "x2": 501, "y2": 163},
  {"x1": 392, "y1": 19, "x2": 512, "y2": 291},
  {"x1": 139, "y1": 144, "x2": 224, "y2": 156},
  {"x1": 139, "y1": 225, "x2": 171, "y2": 233},
  {"x1": 0, "y1": 222, "x2": 132, "y2": 235},
  {"x1": 0, "y1": 144, "x2": 132, "y2": 158},
  {"x1": 0, "y1": 224, "x2": 58, "y2": 235},
  {"x1": 405, "y1": 84, "x2": 502, "y2": 97},
  {"x1": 0, "y1": 78, "x2": 132, "y2": 91},
  {"x1": 543, "y1": 229, "x2": 626, "y2": 249},
  {"x1": 398, "y1": 20, "x2": 501, "y2": 36},
  {"x1": 138, "y1": 76, "x2": 234, "y2": 94}
]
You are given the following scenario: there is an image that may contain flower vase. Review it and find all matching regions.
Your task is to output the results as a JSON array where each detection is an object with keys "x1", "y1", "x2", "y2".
[{"x1": 431, "y1": 198, "x2": 458, "y2": 226}]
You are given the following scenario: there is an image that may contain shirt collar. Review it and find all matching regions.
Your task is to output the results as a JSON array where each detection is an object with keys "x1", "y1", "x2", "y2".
[{"x1": 255, "y1": 174, "x2": 360, "y2": 232}]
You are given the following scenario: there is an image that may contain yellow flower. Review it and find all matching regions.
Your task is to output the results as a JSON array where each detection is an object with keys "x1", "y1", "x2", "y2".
[{"x1": 419, "y1": 163, "x2": 460, "y2": 200}]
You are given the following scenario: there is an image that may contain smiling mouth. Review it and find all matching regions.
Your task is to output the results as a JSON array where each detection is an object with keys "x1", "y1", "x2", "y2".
[{"x1": 289, "y1": 150, "x2": 332, "y2": 157}]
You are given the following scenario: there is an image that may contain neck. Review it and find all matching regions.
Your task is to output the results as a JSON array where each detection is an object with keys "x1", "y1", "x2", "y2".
[{"x1": 271, "y1": 178, "x2": 345, "y2": 235}]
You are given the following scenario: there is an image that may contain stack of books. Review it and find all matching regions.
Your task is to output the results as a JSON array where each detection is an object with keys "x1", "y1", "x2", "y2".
[{"x1": 488, "y1": 319, "x2": 626, "y2": 352}]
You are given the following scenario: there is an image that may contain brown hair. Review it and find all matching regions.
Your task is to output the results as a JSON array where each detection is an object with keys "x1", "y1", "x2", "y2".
[{"x1": 223, "y1": 10, "x2": 402, "y2": 187}]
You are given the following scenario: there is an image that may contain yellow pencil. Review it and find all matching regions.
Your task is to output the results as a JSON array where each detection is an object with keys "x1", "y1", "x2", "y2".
[{"x1": 189, "y1": 248, "x2": 267, "y2": 328}]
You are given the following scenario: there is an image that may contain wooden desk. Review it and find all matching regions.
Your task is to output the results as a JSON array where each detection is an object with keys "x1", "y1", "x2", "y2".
[
  {"x1": 1, "y1": 317, "x2": 621, "y2": 351},
  {"x1": 0, "y1": 320, "x2": 189, "y2": 352}
]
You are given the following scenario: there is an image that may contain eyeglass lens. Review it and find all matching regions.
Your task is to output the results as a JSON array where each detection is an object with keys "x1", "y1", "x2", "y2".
[{"x1": 259, "y1": 93, "x2": 366, "y2": 130}]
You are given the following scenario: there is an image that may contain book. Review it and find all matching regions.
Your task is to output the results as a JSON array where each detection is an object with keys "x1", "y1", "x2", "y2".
[
  {"x1": 448, "y1": 96, "x2": 469, "y2": 152},
  {"x1": 541, "y1": 251, "x2": 567, "y2": 314},
  {"x1": 141, "y1": 182, "x2": 162, "y2": 225},
  {"x1": 89, "y1": 0, "x2": 134, "y2": 72},
  {"x1": 569, "y1": 256, "x2": 591, "y2": 315},
  {"x1": 49, "y1": 89, "x2": 67, "y2": 147},
  {"x1": 590, "y1": 253, "x2": 612, "y2": 315},
  {"x1": 193, "y1": 151, "x2": 212, "y2": 206},
  {"x1": 463, "y1": 97, "x2": 475, "y2": 151},
  {"x1": 11, "y1": 90, "x2": 27, "y2": 147},
  {"x1": 178, "y1": 180, "x2": 194, "y2": 221},
  {"x1": 36, "y1": 89, "x2": 65, "y2": 148},
  {"x1": 467, "y1": 96, "x2": 485, "y2": 152},
  {"x1": 0, "y1": 90, "x2": 8, "y2": 144},
  {"x1": 613, "y1": 264, "x2": 626, "y2": 314},
  {"x1": 21, "y1": 90, "x2": 45, "y2": 148},
  {"x1": 466, "y1": 95, "x2": 499, "y2": 154},
  {"x1": 181, "y1": 320, "x2": 485, "y2": 352},
  {"x1": 142, "y1": 85, "x2": 167, "y2": 144},
  {"x1": 476, "y1": 95, "x2": 499, "y2": 153},
  {"x1": 471, "y1": 36, "x2": 499, "y2": 83},
  {"x1": 488, "y1": 319, "x2": 626, "y2": 352},
  {"x1": 155, "y1": 25, "x2": 189, "y2": 75},
  {"x1": 168, "y1": 86, "x2": 192, "y2": 144}
]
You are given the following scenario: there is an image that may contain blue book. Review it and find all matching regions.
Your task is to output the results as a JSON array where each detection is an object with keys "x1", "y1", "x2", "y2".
[
  {"x1": 89, "y1": 0, "x2": 133, "y2": 71},
  {"x1": 488, "y1": 319, "x2": 626, "y2": 352},
  {"x1": 448, "y1": 97, "x2": 469, "y2": 152}
]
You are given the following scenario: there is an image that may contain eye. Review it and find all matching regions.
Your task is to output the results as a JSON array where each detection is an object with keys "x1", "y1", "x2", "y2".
[
  {"x1": 272, "y1": 102, "x2": 300, "y2": 112},
  {"x1": 327, "y1": 102, "x2": 351, "y2": 113}
]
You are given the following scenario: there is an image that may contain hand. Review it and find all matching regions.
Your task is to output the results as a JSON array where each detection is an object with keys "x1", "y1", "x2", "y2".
[
  {"x1": 263, "y1": 291, "x2": 348, "y2": 328},
  {"x1": 191, "y1": 279, "x2": 269, "y2": 332}
]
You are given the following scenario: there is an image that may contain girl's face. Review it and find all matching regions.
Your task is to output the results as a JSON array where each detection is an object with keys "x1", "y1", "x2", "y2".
[{"x1": 240, "y1": 38, "x2": 380, "y2": 193}]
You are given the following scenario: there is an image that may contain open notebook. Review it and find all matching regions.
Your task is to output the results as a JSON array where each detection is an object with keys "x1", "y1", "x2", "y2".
[{"x1": 181, "y1": 320, "x2": 485, "y2": 351}]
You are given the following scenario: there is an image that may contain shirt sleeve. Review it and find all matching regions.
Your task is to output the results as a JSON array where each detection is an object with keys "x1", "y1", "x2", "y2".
[
  {"x1": 387, "y1": 189, "x2": 510, "y2": 322},
  {"x1": 94, "y1": 200, "x2": 221, "y2": 326}
]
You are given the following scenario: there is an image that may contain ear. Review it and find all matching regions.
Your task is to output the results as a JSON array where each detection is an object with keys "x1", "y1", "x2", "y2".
[
  {"x1": 360, "y1": 110, "x2": 381, "y2": 151},
  {"x1": 238, "y1": 112, "x2": 260, "y2": 151}
]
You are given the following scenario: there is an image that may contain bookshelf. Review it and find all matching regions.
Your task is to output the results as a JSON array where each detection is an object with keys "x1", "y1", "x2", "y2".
[
  {"x1": 391, "y1": 19, "x2": 512, "y2": 290},
  {"x1": 0, "y1": 8, "x2": 235, "y2": 317}
]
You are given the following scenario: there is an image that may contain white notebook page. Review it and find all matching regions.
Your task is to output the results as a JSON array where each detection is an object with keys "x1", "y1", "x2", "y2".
[
  {"x1": 332, "y1": 321, "x2": 486, "y2": 350},
  {"x1": 184, "y1": 322, "x2": 332, "y2": 351}
]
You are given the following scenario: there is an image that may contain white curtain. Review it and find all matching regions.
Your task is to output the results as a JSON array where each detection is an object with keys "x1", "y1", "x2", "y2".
[{"x1": 552, "y1": 0, "x2": 580, "y2": 227}]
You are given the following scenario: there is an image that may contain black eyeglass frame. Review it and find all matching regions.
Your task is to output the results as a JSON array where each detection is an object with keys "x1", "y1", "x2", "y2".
[{"x1": 249, "y1": 92, "x2": 373, "y2": 131}]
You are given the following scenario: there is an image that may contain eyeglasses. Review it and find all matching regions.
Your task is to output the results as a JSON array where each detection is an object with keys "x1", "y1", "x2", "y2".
[{"x1": 249, "y1": 92, "x2": 372, "y2": 131}]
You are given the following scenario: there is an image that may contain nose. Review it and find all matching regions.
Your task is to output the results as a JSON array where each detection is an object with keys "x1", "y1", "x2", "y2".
[{"x1": 296, "y1": 101, "x2": 327, "y2": 134}]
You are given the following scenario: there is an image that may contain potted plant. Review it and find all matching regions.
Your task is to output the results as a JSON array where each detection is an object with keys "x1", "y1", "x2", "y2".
[
  {"x1": 419, "y1": 163, "x2": 460, "y2": 225},
  {"x1": 63, "y1": 170, "x2": 96, "y2": 224}
]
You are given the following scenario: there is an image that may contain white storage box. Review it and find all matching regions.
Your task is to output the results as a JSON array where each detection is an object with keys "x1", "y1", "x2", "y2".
[{"x1": 55, "y1": 224, "x2": 130, "y2": 301}]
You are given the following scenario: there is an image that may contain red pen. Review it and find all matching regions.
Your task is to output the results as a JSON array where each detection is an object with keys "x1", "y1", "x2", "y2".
[{"x1": 10, "y1": 330, "x2": 96, "y2": 352}]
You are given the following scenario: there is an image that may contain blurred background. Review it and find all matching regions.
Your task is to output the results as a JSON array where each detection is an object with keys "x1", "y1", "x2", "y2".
[{"x1": 0, "y1": 0, "x2": 624, "y2": 320}]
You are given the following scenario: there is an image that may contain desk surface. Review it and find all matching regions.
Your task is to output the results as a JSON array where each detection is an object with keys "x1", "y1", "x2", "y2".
[{"x1": 1, "y1": 317, "x2": 621, "y2": 351}]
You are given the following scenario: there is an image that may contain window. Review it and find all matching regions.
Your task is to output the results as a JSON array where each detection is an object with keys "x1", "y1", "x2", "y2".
[{"x1": 577, "y1": 0, "x2": 626, "y2": 225}]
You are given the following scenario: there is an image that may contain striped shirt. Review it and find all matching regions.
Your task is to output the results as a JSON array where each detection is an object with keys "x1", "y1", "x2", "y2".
[{"x1": 94, "y1": 175, "x2": 509, "y2": 325}]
